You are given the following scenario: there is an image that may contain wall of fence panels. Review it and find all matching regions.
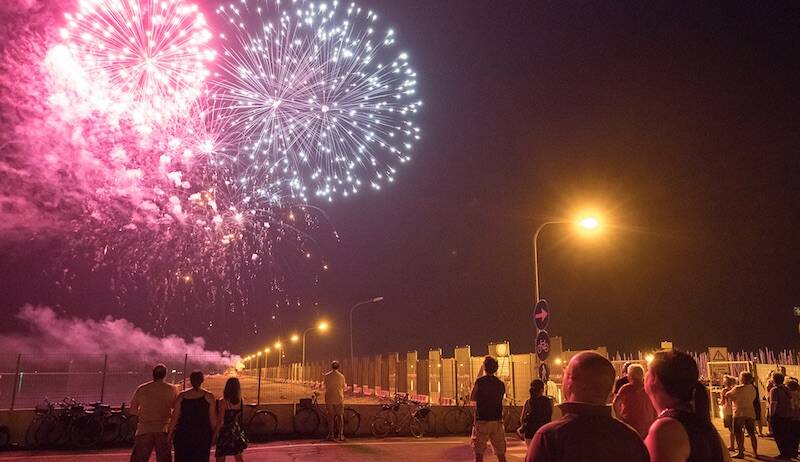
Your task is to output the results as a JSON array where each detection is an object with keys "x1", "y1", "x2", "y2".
[{"x1": 4, "y1": 343, "x2": 799, "y2": 410}]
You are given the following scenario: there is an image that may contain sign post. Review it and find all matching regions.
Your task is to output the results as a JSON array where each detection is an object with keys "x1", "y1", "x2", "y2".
[{"x1": 533, "y1": 299, "x2": 552, "y2": 380}]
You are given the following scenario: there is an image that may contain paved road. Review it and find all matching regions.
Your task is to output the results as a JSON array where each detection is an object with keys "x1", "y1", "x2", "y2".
[
  {"x1": 0, "y1": 423, "x2": 780, "y2": 461},
  {"x1": 0, "y1": 436, "x2": 781, "y2": 462},
  {"x1": 0, "y1": 437, "x2": 525, "y2": 462}
]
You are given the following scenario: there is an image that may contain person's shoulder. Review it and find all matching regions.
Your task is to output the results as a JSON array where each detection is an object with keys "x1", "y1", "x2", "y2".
[
  {"x1": 135, "y1": 381, "x2": 152, "y2": 391},
  {"x1": 611, "y1": 415, "x2": 648, "y2": 441},
  {"x1": 617, "y1": 382, "x2": 633, "y2": 394},
  {"x1": 648, "y1": 416, "x2": 687, "y2": 441}
]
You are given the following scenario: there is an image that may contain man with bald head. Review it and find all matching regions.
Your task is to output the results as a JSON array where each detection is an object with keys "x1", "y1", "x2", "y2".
[{"x1": 525, "y1": 352, "x2": 650, "y2": 462}]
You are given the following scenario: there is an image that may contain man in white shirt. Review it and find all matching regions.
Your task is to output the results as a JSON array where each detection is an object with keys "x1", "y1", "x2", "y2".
[
  {"x1": 323, "y1": 361, "x2": 346, "y2": 441},
  {"x1": 726, "y1": 371, "x2": 758, "y2": 459}
]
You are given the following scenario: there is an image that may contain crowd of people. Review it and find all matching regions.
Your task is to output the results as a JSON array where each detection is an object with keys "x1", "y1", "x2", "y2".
[
  {"x1": 129, "y1": 364, "x2": 251, "y2": 462},
  {"x1": 127, "y1": 360, "x2": 349, "y2": 462},
  {"x1": 127, "y1": 352, "x2": 798, "y2": 462},
  {"x1": 467, "y1": 350, "x2": 800, "y2": 462}
]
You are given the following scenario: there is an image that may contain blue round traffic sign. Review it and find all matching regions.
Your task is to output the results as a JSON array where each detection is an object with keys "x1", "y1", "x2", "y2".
[
  {"x1": 533, "y1": 299, "x2": 550, "y2": 331},
  {"x1": 535, "y1": 330, "x2": 551, "y2": 362}
]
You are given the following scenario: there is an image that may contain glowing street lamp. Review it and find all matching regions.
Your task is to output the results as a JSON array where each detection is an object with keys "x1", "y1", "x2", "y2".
[
  {"x1": 349, "y1": 297, "x2": 384, "y2": 367},
  {"x1": 302, "y1": 321, "x2": 330, "y2": 379},
  {"x1": 533, "y1": 213, "x2": 603, "y2": 303},
  {"x1": 290, "y1": 334, "x2": 300, "y2": 343}
]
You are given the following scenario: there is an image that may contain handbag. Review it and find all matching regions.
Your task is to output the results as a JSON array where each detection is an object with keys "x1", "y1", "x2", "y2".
[{"x1": 228, "y1": 401, "x2": 249, "y2": 453}]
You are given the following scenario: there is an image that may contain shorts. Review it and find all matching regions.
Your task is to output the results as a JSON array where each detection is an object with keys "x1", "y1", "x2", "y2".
[
  {"x1": 327, "y1": 403, "x2": 344, "y2": 417},
  {"x1": 471, "y1": 420, "x2": 506, "y2": 455},
  {"x1": 723, "y1": 415, "x2": 733, "y2": 429},
  {"x1": 733, "y1": 417, "x2": 756, "y2": 436}
]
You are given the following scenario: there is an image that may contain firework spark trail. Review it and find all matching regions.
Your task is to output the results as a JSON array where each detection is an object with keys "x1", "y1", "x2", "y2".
[
  {"x1": 59, "y1": 0, "x2": 215, "y2": 123},
  {"x1": 215, "y1": 0, "x2": 422, "y2": 201},
  {"x1": 0, "y1": 8, "x2": 329, "y2": 334}
]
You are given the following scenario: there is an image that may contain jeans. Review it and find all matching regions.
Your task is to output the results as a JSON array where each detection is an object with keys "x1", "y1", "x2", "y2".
[{"x1": 131, "y1": 432, "x2": 172, "y2": 462}]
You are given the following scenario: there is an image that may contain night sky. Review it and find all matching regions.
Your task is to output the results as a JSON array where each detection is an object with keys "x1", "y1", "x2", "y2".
[{"x1": 2, "y1": 1, "x2": 799, "y2": 360}]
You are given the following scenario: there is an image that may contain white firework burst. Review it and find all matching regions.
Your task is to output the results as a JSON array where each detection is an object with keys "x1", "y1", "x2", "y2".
[
  {"x1": 215, "y1": 0, "x2": 422, "y2": 201},
  {"x1": 60, "y1": 0, "x2": 216, "y2": 122}
]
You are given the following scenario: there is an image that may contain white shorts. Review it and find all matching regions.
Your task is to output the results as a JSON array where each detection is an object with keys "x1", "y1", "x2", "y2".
[{"x1": 471, "y1": 420, "x2": 506, "y2": 455}]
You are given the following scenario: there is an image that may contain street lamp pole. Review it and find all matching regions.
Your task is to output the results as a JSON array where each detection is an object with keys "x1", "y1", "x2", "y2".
[
  {"x1": 533, "y1": 221, "x2": 565, "y2": 303},
  {"x1": 301, "y1": 327, "x2": 314, "y2": 381},
  {"x1": 349, "y1": 297, "x2": 384, "y2": 367}
]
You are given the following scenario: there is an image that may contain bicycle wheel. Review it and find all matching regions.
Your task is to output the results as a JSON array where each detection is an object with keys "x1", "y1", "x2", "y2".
[
  {"x1": 101, "y1": 414, "x2": 128, "y2": 445},
  {"x1": 0, "y1": 426, "x2": 9, "y2": 450},
  {"x1": 247, "y1": 410, "x2": 278, "y2": 442},
  {"x1": 409, "y1": 416, "x2": 425, "y2": 438},
  {"x1": 503, "y1": 407, "x2": 520, "y2": 432},
  {"x1": 69, "y1": 415, "x2": 103, "y2": 448},
  {"x1": 124, "y1": 415, "x2": 138, "y2": 444},
  {"x1": 370, "y1": 416, "x2": 392, "y2": 438},
  {"x1": 39, "y1": 416, "x2": 66, "y2": 447},
  {"x1": 443, "y1": 407, "x2": 473, "y2": 435},
  {"x1": 25, "y1": 418, "x2": 42, "y2": 448},
  {"x1": 343, "y1": 408, "x2": 361, "y2": 436},
  {"x1": 293, "y1": 408, "x2": 320, "y2": 435}
]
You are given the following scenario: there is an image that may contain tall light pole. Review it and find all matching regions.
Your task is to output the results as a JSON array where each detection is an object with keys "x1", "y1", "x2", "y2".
[
  {"x1": 302, "y1": 321, "x2": 329, "y2": 380},
  {"x1": 274, "y1": 341, "x2": 283, "y2": 379},
  {"x1": 533, "y1": 216, "x2": 601, "y2": 303},
  {"x1": 349, "y1": 297, "x2": 384, "y2": 367}
]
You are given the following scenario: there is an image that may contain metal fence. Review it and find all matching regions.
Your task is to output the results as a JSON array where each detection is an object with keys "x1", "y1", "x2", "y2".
[{"x1": 3, "y1": 343, "x2": 798, "y2": 410}]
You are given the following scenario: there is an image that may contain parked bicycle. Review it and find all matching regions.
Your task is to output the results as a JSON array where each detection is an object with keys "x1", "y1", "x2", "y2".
[
  {"x1": 370, "y1": 393, "x2": 434, "y2": 438},
  {"x1": 244, "y1": 404, "x2": 279, "y2": 442},
  {"x1": 502, "y1": 399, "x2": 521, "y2": 432},
  {"x1": 442, "y1": 395, "x2": 474, "y2": 435},
  {"x1": 293, "y1": 391, "x2": 360, "y2": 437},
  {"x1": 25, "y1": 398, "x2": 131, "y2": 448}
]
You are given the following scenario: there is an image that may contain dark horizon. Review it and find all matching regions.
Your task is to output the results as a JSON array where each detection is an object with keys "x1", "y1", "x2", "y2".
[{"x1": 2, "y1": 1, "x2": 799, "y2": 360}]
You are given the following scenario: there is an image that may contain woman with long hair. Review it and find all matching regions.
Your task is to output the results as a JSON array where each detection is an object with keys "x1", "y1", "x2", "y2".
[
  {"x1": 215, "y1": 377, "x2": 248, "y2": 462},
  {"x1": 518, "y1": 379, "x2": 552, "y2": 445},
  {"x1": 644, "y1": 350, "x2": 732, "y2": 462},
  {"x1": 170, "y1": 370, "x2": 217, "y2": 462}
]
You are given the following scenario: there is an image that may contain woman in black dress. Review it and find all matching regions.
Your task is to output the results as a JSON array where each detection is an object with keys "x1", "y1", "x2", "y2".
[
  {"x1": 170, "y1": 370, "x2": 217, "y2": 462},
  {"x1": 216, "y1": 377, "x2": 248, "y2": 462}
]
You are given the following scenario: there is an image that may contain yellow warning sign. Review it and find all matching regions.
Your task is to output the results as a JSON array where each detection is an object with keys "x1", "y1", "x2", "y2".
[
  {"x1": 708, "y1": 347, "x2": 730, "y2": 381},
  {"x1": 709, "y1": 347, "x2": 728, "y2": 362}
]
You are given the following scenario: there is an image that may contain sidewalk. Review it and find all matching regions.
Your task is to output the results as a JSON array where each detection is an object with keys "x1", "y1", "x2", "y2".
[{"x1": 712, "y1": 418, "x2": 781, "y2": 461}]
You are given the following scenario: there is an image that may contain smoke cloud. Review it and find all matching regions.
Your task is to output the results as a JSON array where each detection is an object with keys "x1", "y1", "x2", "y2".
[{"x1": 0, "y1": 305, "x2": 239, "y2": 368}]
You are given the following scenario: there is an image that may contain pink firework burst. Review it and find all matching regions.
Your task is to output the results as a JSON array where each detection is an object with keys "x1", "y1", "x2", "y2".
[{"x1": 60, "y1": 0, "x2": 215, "y2": 122}]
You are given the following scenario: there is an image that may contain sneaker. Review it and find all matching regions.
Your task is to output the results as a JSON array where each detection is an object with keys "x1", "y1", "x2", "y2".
[
  {"x1": 732, "y1": 453, "x2": 744, "y2": 459},
  {"x1": 325, "y1": 435, "x2": 335, "y2": 441}
]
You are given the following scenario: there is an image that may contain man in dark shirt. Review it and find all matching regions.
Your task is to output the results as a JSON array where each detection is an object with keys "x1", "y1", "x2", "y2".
[
  {"x1": 526, "y1": 352, "x2": 650, "y2": 462},
  {"x1": 613, "y1": 362, "x2": 631, "y2": 395},
  {"x1": 769, "y1": 373, "x2": 794, "y2": 459},
  {"x1": 470, "y1": 356, "x2": 507, "y2": 462}
]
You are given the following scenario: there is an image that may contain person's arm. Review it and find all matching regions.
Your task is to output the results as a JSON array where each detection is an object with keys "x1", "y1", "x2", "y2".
[
  {"x1": 216, "y1": 399, "x2": 225, "y2": 432},
  {"x1": 520, "y1": 400, "x2": 530, "y2": 426},
  {"x1": 169, "y1": 394, "x2": 183, "y2": 440},
  {"x1": 469, "y1": 381, "x2": 478, "y2": 403},
  {"x1": 207, "y1": 393, "x2": 218, "y2": 434},
  {"x1": 129, "y1": 387, "x2": 141, "y2": 416},
  {"x1": 612, "y1": 389, "x2": 622, "y2": 417},
  {"x1": 645, "y1": 417, "x2": 690, "y2": 462}
]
